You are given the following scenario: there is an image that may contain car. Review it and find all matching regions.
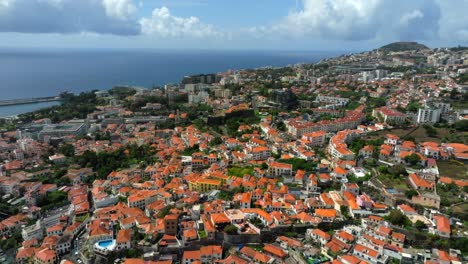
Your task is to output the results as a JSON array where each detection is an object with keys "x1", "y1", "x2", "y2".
[
  {"x1": 75, "y1": 251, "x2": 78, "y2": 255},
  {"x1": 77, "y1": 259, "x2": 82, "y2": 264}
]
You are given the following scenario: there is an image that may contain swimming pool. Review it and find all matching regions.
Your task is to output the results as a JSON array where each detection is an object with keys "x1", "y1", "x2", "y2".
[
  {"x1": 98, "y1": 240, "x2": 114, "y2": 248},
  {"x1": 94, "y1": 239, "x2": 116, "y2": 252}
]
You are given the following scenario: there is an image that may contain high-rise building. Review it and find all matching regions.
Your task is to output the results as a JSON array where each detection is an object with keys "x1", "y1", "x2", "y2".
[{"x1": 417, "y1": 107, "x2": 441, "y2": 123}]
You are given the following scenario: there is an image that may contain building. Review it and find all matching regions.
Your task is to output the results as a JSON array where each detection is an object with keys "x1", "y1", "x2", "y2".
[
  {"x1": 34, "y1": 248, "x2": 57, "y2": 264},
  {"x1": 268, "y1": 162, "x2": 293, "y2": 177},
  {"x1": 372, "y1": 107, "x2": 406, "y2": 124},
  {"x1": 213, "y1": 88, "x2": 231, "y2": 98},
  {"x1": 188, "y1": 178, "x2": 222, "y2": 193},
  {"x1": 164, "y1": 214, "x2": 178, "y2": 235},
  {"x1": 302, "y1": 131, "x2": 327, "y2": 147},
  {"x1": 249, "y1": 146, "x2": 271, "y2": 161},
  {"x1": 22, "y1": 221, "x2": 44, "y2": 241},
  {"x1": 417, "y1": 107, "x2": 441, "y2": 123},
  {"x1": 316, "y1": 95, "x2": 349, "y2": 107},
  {"x1": 116, "y1": 229, "x2": 132, "y2": 250}
]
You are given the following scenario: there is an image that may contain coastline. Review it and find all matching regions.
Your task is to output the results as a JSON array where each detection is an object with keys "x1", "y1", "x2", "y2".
[{"x1": 0, "y1": 100, "x2": 62, "y2": 118}]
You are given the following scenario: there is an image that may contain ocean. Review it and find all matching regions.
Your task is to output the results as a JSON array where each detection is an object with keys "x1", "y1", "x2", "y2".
[{"x1": 0, "y1": 49, "x2": 344, "y2": 117}]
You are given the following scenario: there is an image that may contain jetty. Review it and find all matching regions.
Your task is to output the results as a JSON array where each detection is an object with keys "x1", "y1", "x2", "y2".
[{"x1": 0, "y1": 96, "x2": 62, "y2": 107}]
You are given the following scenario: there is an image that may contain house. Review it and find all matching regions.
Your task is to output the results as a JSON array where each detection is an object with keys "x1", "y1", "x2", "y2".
[
  {"x1": 315, "y1": 209, "x2": 337, "y2": 222},
  {"x1": 240, "y1": 246, "x2": 273, "y2": 264},
  {"x1": 116, "y1": 229, "x2": 131, "y2": 250},
  {"x1": 384, "y1": 134, "x2": 400, "y2": 145},
  {"x1": 182, "y1": 250, "x2": 201, "y2": 264},
  {"x1": 341, "y1": 183, "x2": 359, "y2": 196},
  {"x1": 302, "y1": 131, "x2": 327, "y2": 147},
  {"x1": 263, "y1": 243, "x2": 288, "y2": 259},
  {"x1": 372, "y1": 107, "x2": 406, "y2": 124},
  {"x1": 249, "y1": 146, "x2": 270, "y2": 161},
  {"x1": 408, "y1": 173, "x2": 434, "y2": 191},
  {"x1": 48, "y1": 154, "x2": 66, "y2": 164},
  {"x1": 433, "y1": 214, "x2": 451, "y2": 238},
  {"x1": 307, "y1": 228, "x2": 331, "y2": 245},
  {"x1": 353, "y1": 244, "x2": 381, "y2": 264},
  {"x1": 397, "y1": 204, "x2": 417, "y2": 215},
  {"x1": 332, "y1": 167, "x2": 348, "y2": 181},
  {"x1": 200, "y1": 245, "x2": 222, "y2": 263},
  {"x1": 34, "y1": 248, "x2": 57, "y2": 264},
  {"x1": 359, "y1": 145, "x2": 374, "y2": 158},
  {"x1": 268, "y1": 162, "x2": 293, "y2": 177},
  {"x1": 56, "y1": 235, "x2": 72, "y2": 255}
]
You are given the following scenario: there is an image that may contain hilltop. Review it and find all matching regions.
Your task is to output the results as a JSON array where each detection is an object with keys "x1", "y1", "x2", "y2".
[{"x1": 379, "y1": 41, "x2": 429, "y2": 51}]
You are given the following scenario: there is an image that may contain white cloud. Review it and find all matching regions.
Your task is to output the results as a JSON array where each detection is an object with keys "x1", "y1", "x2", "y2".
[
  {"x1": 436, "y1": 0, "x2": 468, "y2": 42},
  {"x1": 0, "y1": 0, "x2": 140, "y2": 35},
  {"x1": 0, "y1": 0, "x2": 14, "y2": 11},
  {"x1": 102, "y1": 0, "x2": 136, "y2": 20},
  {"x1": 252, "y1": 0, "x2": 442, "y2": 41},
  {"x1": 400, "y1": 10, "x2": 424, "y2": 26},
  {"x1": 140, "y1": 6, "x2": 219, "y2": 38}
]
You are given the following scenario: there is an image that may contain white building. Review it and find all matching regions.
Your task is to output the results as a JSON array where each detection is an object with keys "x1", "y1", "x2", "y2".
[
  {"x1": 22, "y1": 220, "x2": 44, "y2": 241},
  {"x1": 417, "y1": 108, "x2": 441, "y2": 123}
]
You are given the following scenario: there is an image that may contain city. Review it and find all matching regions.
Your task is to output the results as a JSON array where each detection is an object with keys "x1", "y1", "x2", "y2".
[{"x1": 0, "y1": 42, "x2": 467, "y2": 264}]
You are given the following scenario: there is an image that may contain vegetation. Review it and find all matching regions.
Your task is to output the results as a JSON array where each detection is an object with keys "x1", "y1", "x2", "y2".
[
  {"x1": 437, "y1": 160, "x2": 467, "y2": 180},
  {"x1": 404, "y1": 153, "x2": 421, "y2": 165},
  {"x1": 75, "y1": 144, "x2": 157, "y2": 179},
  {"x1": 385, "y1": 209, "x2": 411, "y2": 227},
  {"x1": 456, "y1": 73, "x2": 468, "y2": 84},
  {"x1": 157, "y1": 205, "x2": 173, "y2": 219},
  {"x1": 405, "y1": 189, "x2": 418, "y2": 199},
  {"x1": 198, "y1": 230, "x2": 207, "y2": 239},
  {"x1": 0, "y1": 230, "x2": 22, "y2": 250},
  {"x1": 379, "y1": 41, "x2": 429, "y2": 51},
  {"x1": 454, "y1": 120, "x2": 468, "y2": 132},
  {"x1": 18, "y1": 91, "x2": 101, "y2": 123},
  {"x1": 37, "y1": 190, "x2": 70, "y2": 211},
  {"x1": 224, "y1": 224, "x2": 238, "y2": 235},
  {"x1": 277, "y1": 158, "x2": 317, "y2": 172},
  {"x1": 228, "y1": 166, "x2": 254, "y2": 177},
  {"x1": 376, "y1": 165, "x2": 409, "y2": 191},
  {"x1": 182, "y1": 144, "x2": 200, "y2": 156},
  {"x1": 218, "y1": 186, "x2": 245, "y2": 201},
  {"x1": 437, "y1": 183, "x2": 464, "y2": 208},
  {"x1": 422, "y1": 124, "x2": 438, "y2": 137},
  {"x1": 0, "y1": 198, "x2": 19, "y2": 216},
  {"x1": 58, "y1": 143, "x2": 75, "y2": 157}
]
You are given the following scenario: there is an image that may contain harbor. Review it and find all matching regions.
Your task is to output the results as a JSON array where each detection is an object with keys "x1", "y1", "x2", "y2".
[{"x1": 0, "y1": 96, "x2": 61, "y2": 107}]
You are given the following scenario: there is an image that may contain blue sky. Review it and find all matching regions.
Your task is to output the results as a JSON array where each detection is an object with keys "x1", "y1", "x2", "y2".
[{"x1": 0, "y1": 0, "x2": 467, "y2": 50}]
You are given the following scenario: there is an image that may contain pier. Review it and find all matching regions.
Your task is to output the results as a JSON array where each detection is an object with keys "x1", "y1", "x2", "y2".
[{"x1": 0, "y1": 96, "x2": 62, "y2": 107}]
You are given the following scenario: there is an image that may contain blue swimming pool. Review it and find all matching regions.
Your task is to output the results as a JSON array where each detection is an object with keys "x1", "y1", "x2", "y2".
[
  {"x1": 96, "y1": 239, "x2": 116, "y2": 249},
  {"x1": 98, "y1": 240, "x2": 113, "y2": 248}
]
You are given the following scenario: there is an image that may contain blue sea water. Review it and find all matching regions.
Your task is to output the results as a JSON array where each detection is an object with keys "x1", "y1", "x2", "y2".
[{"x1": 0, "y1": 48, "x2": 344, "y2": 116}]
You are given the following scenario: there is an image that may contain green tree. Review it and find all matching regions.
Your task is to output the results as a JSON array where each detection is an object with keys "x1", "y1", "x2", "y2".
[
  {"x1": 388, "y1": 164, "x2": 408, "y2": 178},
  {"x1": 414, "y1": 220, "x2": 427, "y2": 230},
  {"x1": 340, "y1": 205, "x2": 350, "y2": 219},
  {"x1": 386, "y1": 209, "x2": 410, "y2": 227},
  {"x1": 58, "y1": 143, "x2": 75, "y2": 157},
  {"x1": 454, "y1": 120, "x2": 468, "y2": 132},
  {"x1": 405, "y1": 189, "x2": 418, "y2": 199},
  {"x1": 224, "y1": 224, "x2": 238, "y2": 235},
  {"x1": 404, "y1": 153, "x2": 421, "y2": 165}
]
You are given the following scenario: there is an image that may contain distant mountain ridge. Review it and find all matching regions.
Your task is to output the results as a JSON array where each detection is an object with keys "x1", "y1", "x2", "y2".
[{"x1": 379, "y1": 42, "x2": 429, "y2": 51}]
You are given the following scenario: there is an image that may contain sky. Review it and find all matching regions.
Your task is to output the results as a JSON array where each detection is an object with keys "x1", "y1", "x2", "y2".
[{"x1": 0, "y1": 0, "x2": 467, "y2": 51}]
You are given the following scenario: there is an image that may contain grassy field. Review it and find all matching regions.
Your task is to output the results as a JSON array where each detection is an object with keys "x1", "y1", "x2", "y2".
[
  {"x1": 376, "y1": 174, "x2": 409, "y2": 192},
  {"x1": 228, "y1": 166, "x2": 254, "y2": 177},
  {"x1": 452, "y1": 202, "x2": 468, "y2": 221},
  {"x1": 366, "y1": 126, "x2": 467, "y2": 144},
  {"x1": 437, "y1": 160, "x2": 468, "y2": 180}
]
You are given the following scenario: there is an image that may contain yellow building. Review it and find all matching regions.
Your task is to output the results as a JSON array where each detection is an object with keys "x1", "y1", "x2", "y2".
[{"x1": 188, "y1": 178, "x2": 222, "y2": 193}]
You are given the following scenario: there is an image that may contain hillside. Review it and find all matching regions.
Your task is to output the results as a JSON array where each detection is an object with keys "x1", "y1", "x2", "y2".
[{"x1": 380, "y1": 42, "x2": 429, "y2": 51}]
